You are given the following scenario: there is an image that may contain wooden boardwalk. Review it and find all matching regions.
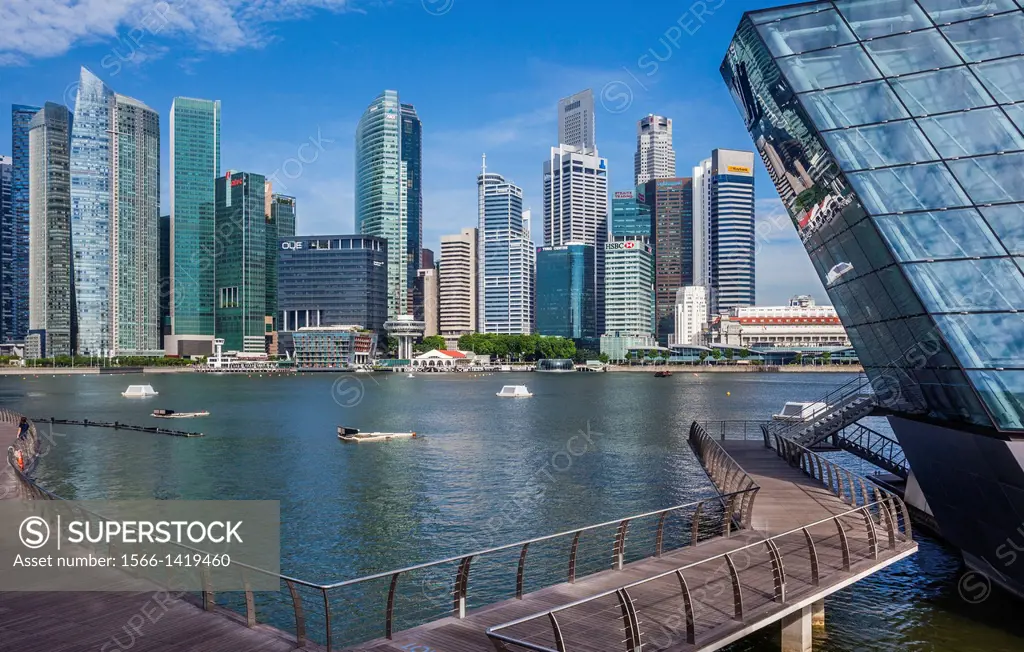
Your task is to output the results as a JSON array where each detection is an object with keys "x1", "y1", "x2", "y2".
[
  {"x1": 347, "y1": 431, "x2": 916, "y2": 652},
  {"x1": 0, "y1": 413, "x2": 320, "y2": 652}
]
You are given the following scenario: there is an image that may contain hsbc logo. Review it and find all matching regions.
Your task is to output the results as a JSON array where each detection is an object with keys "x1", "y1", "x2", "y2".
[{"x1": 606, "y1": 241, "x2": 639, "y2": 251}]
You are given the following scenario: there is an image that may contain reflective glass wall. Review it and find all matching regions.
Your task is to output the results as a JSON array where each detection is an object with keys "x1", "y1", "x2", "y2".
[{"x1": 723, "y1": 0, "x2": 1024, "y2": 431}]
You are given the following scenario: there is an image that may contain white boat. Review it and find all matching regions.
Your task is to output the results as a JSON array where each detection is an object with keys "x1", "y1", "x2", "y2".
[
  {"x1": 496, "y1": 385, "x2": 533, "y2": 398},
  {"x1": 337, "y1": 426, "x2": 417, "y2": 443},
  {"x1": 122, "y1": 384, "x2": 158, "y2": 398},
  {"x1": 772, "y1": 401, "x2": 827, "y2": 422},
  {"x1": 407, "y1": 373, "x2": 415, "y2": 378},
  {"x1": 152, "y1": 409, "x2": 209, "y2": 419}
]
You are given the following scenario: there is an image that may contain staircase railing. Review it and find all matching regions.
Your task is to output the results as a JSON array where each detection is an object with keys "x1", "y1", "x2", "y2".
[
  {"x1": 767, "y1": 373, "x2": 875, "y2": 443},
  {"x1": 834, "y1": 423, "x2": 909, "y2": 479}
]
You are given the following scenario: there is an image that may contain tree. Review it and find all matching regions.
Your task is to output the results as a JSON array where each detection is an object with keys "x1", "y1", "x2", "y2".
[
  {"x1": 598, "y1": 353, "x2": 609, "y2": 364},
  {"x1": 699, "y1": 350, "x2": 709, "y2": 365},
  {"x1": 711, "y1": 348, "x2": 723, "y2": 361},
  {"x1": 738, "y1": 348, "x2": 750, "y2": 359},
  {"x1": 725, "y1": 348, "x2": 734, "y2": 360},
  {"x1": 821, "y1": 351, "x2": 832, "y2": 365},
  {"x1": 415, "y1": 335, "x2": 446, "y2": 353}
]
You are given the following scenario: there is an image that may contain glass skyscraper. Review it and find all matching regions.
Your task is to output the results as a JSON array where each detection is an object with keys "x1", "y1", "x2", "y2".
[
  {"x1": 170, "y1": 97, "x2": 221, "y2": 345},
  {"x1": 215, "y1": 172, "x2": 266, "y2": 353},
  {"x1": 401, "y1": 103, "x2": 422, "y2": 302},
  {"x1": 70, "y1": 67, "x2": 114, "y2": 355},
  {"x1": 610, "y1": 188, "x2": 652, "y2": 238},
  {"x1": 0, "y1": 156, "x2": 11, "y2": 342},
  {"x1": 9, "y1": 105, "x2": 40, "y2": 343},
  {"x1": 28, "y1": 103, "x2": 73, "y2": 358},
  {"x1": 356, "y1": 90, "x2": 415, "y2": 319},
  {"x1": 724, "y1": 0, "x2": 1024, "y2": 598},
  {"x1": 536, "y1": 244, "x2": 596, "y2": 340},
  {"x1": 271, "y1": 194, "x2": 296, "y2": 238},
  {"x1": 643, "y1": 177, "x2": 694, "y2": 341},
  {"x1": 478, "y1": 162, "x2": 534, "y2": 334}
]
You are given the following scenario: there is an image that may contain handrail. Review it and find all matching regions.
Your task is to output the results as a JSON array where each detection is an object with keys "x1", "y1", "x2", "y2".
[
  {"x1": 766, "y1": 373, "x2": 874, "y2": 440},
  {"x1": 487, "y1": 496, "x2": 913, "y2": 651},
  {"x1": 834, "y1": 423, "x2": 909, "y2": 479},
  {"x1": 688, "y1": 422, "x2": 760, "y2": 531}
]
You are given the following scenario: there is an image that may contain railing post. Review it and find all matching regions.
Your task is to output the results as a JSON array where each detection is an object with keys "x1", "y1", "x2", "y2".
[
  {"x1": 802, "y1": 527, "x2": 820, "y2": 586},
  {"x1": 834, "y1": 518, "x2": 851, "y2": 571},
  {"x1": 386, "y1": 571, "x2": 401, "y2": 638},
  {"x1": 674, "y1": 570, "x2": 696, "y2": 644},
  {"x1": 516, "y1": 543, "x2": 529, "y2": 599},
  {"x1": 243, "y1": 575, "x2": 256, "y2": 628},
  {"x1": 723, "y1": 494, "x2": 737, "y2": 537},
  {"x1": 861, "y1": 508, "x2": 879, "y2": 560},
  {"x1": 285, "y1": 579, "x2": 307, "y2": 646},
  {"x1": 614, "y1": 519, "x2": 630, "y2": 570},
  {"x1": 201, "y1": 567, "x2": 214, "y2": 611},
  {"x1": 568, "y1": 530, "x2": 582, "y2": 583},
  {"x1": 691, "y1": 501, "x2": 703, "y2": 546},
  {"x1": 548, "y1": 612, "x2": 567, "y2": 652},
  {"x1": 764, "y1": 539, "x2": 787, "y2": 603},
  {"x1": 880, "y1": 499, "x2": 897, "y2": 550},
  {"x1": 453, "y1": 555, "x2": 473, "y2": 618},
  {"x1": 725, "y1": 553, "x2": 744, "y2": 621},
  {"x1": 655, "y1": 511, "x2": 667, "y2": 558},
  {"x1": 616, "y1": 588, "x2": 643, "y2": 652},
  {"x1": 323, "y1": 588, "x2": 333, "y2": 652}
]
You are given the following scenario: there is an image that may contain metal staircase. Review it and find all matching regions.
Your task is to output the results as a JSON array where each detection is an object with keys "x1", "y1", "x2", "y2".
[{"x1": 833, "y1": 422, "x2": 908, "y2": 479}]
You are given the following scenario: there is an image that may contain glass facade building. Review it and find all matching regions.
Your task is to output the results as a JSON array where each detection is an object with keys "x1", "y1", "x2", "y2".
[
  {"x1": 478, "y1": 165, "x2": 535, "y2": 334},
  {"x1": 170, "y1": 97, "x2": 221, "y2": 339},
  {"x1": 610, "y1": 188, "x2": 652, "y2": 238},
  {"x1": 536, "y1": 244, "x2": 596, "y2": 340},
  {"x1": 356, "y1": 91, "x2": 408, "y2": 319},
  {"x1": 70, "y1": 67, "x2": 114, "y2": 355},
  {"x1": 0, "y1": 156, "x2": 10, "y2": 342},
  {"x1": 271, "y1": 194, "x2": 296, "y2": 238},
  {"x1": 643, "y1": 178, "x2": 694, "y2": 342},
  {"x1": 8, "y1": 105, "x2": 39, "y2": 343},
  {"x1": 277, "y1": 235, "x2": 388, "y2": 355},
  {"x1": 401, "y1": 104, "x2": 422, "y2": 302},
  {"x1": 724, "y1": 0, "x2": 1024, "y2": 597},
  {"x1": 214, "y1": 172, "x2": 266, "y2": 353}
]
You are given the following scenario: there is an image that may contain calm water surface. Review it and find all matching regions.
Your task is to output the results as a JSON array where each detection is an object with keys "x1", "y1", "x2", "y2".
[{"x1": 2, "y1": 370, "x2": 1022, "y2": 650}]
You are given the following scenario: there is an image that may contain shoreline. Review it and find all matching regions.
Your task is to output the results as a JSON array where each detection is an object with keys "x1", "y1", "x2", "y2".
[{"x1": 605, "y1": 364, "x2": 863, "y2": 373}]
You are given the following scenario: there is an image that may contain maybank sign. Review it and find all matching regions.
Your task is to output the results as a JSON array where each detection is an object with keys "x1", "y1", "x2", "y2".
[{"x1": 727, "y1": 165, "x2": 752, "y2": 174}]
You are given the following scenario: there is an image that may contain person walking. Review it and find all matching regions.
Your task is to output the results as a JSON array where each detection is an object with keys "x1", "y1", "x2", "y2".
[{"x1": 17, "y1": 417, "x2": 29, "y2": 441}]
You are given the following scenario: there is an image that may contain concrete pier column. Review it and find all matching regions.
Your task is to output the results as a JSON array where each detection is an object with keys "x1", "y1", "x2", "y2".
[
  {"x1": 781, "y1": 605, "x2": 812, "y2": 652},
  {"x1": 811, "y1": 599, "x2": 825, "y2": 629}
]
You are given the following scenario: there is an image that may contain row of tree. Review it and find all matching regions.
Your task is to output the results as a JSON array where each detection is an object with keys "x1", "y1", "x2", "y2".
[
  {"x1": 456, "y1": 334, "x2": 577, "y2": 361},
  {"x1": 17, "y1": 356, "x2": 197, "y2": 368}
]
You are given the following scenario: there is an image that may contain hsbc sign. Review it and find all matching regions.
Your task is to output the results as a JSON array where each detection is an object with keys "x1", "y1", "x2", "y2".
[{"x1": 606, "y1": 241, "x2": 639, "y2": 251}]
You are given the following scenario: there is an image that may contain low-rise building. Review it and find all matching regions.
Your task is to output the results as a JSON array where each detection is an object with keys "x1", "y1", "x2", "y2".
[
  {"x1": 706, "y1": 296, "x2": 850, "y2": 349},
  {"x1": 291, "y1": 326, "x2": 377, "y2": 370}
]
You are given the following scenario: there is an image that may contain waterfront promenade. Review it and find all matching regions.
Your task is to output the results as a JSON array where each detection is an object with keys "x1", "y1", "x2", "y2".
[{"x1": 0, "y1": 413, "x2": 318, "y2": 652}]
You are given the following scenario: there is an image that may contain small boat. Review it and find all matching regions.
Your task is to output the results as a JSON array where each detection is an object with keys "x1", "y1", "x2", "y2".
[
  {"x1": 337, "y1": 426, "x2": 417, "y2": 443},
  {"x1": 496, "y1": 385, "x2": 533, "y2": 398},
  {"x1": 152, "y1": 409, "x2": 210, "y2": 419},
  {"x1": 654, "y1": 370, "x2": 672, "y2": 378},
  {"x1": 407, "y1": 373, "x2": 415, "y2": 378},
  {"x1": 122, "y1": 384, "x2": 158, "y2": 398},
  {"x1": 773, "y1": 401, "x2": 828, "y2": 422}
]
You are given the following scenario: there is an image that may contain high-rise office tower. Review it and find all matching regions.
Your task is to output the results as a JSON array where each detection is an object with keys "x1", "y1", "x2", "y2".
[
  {"x1": 673, "y1": 286, "x2": 708, "y2": 346},
  {"x1": 69, "y1": 67, "x2": 114, "y2": 355},
  {"x1": 264, "y1": 181, "x2": 278, "y2": 347},
  {"x1": 611, "y1": 188, "x2": 652, "y2": 238},
  {"x1": 724, "y1": 0, "x2": 1024, "y2": 598},
  {"x1": 416, "y1": 268, "x2": 439, "y2": 337},
  {"x1": 271, "y1": 194, "x2": 296, "y2": 238},
  {"x1": 109, "y1": 94, "x2": 161, "y2": 355},
  {"x1": 643, "y1": 178, "x2": 694, "y2": 342},
  {"x1": 478, "y1": 157, "x2": 534, "y2": 334},
  {"x1": 401, "y1": 103, "x2": 423, "y2": 301},
  {"x1": 9, "y1": 105, "x2": 40, "y2": 343},
  {"x1": 28, "y1": 103, "x2": 73, "y2": 358},
  {"x1": 159, "y1": 215, "x2": 170, "y2": 349},
  {"x1": 692, "y1": 158, "x2": 712, "y2": 289},
  {"x1": 168, "y1": 96, "x2": 221, "y2": 356},
  {"x1": 421, "y1": 248, "x2": 435, "y2": 270},
  {"x1": 439, "y1": 228, "x2": 477, "y2": 337},
  {"x1": 700, "y1": 149, "x2": 756, "y2": 313},
  {"x1": 214, "y1": 171, "x2": 267, "y2": 353},
  {"x1": 535, "y1": 244, "x2": 597, "y2": 339},
  {"x1": 634, "y1": 115, "x2": 676, "y2": 185},
  {"x1": 356, "y1": 91, "x2": 409, "y2": 320},
  {"x1": 0, "y1": 156, "x2": 11, "y2": 342},
  {"x1": 600, "y1": 239, "x2": 655, "y2": 360},
  {"x1": 558, "y1": 89, "x2": 597, "y2": 154},
  {"x1": 543, "y1": 144, "x2": 609, "y2": 335}
]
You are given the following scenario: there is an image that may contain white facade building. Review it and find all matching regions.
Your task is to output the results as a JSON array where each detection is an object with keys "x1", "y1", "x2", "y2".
[
  {"x1": 673, "y1": 286, "x2": 709, "y2": 346},
  {"x1": 634, "y1": 115, "x2": 676, "y2": 185},
  {"x1": 702, "y1": 149, "x2": 756, "y2": 313},
  {"x1": 692, "y1": 158, "x2": 712, "y2": 289},
  {"x1": 439, "y1": 228, "x2": 477, "y2": 337},
  {"x1": 707, "y1": 296, "x2": 850, "y2": 349},
  {"x1": 601, "y1": 239, "x2": 655, "y2": 361},
  {"x1": 558, "y1": 89, "x2": 596, "y2": 155}
]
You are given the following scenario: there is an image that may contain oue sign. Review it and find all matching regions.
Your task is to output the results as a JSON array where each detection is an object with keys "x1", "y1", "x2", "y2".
[{"x1": 281, "y1": 241, "x2": 304, "y2": 250}]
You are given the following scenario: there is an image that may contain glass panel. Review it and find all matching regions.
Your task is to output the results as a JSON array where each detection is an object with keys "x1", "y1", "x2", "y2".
[
  {"x1": 939, "y1": 313, "x2": 1024, "y2": 368},
  {"x1": 750, "y1": 3, "x2": 831, "y2": 24},
  {"x1": 758, "y1": 9, "x2": 857, "y2": 57},
  {"x1": 972, "y1": 56, "x2": 1024, "y2": 103},
  {"x1": 943, "y1": 14, "x2": 1024, "y2": 63},
  {"x1": 1003, "y1": 103, "x2": 1024, "y2": 132},
  {"x1": 981, "y1": 204, "x2": 1024, "y2": 254},
  {"x1": 802, "y1": 82, "x2": 908, "y2": 129},
  {"x1": 918, "y1": 107, "x2": 1024, "y2": 157},
  {"x1": 873, "y1": 209, "x2": 1005, "y2": 261},
  {"x1": 890, "y1": 67, "x2": 995, "y2": 116},
  {"x1": 835, "y1": 0, "x2": 932, "y2": 39},
  {"x1": 903, "y1": 257, "x2": 1024, "y2": 312},
  {"x1": 948, "y1": 152, "x2": 1024, "y2": 203},
  {"x1": 864, "y1": 30, "x2": 962, "y2": 76},
  {"x1": 967, "y1": 371, "x2": 1024, "y2": 430},
  {"x1": 848, "y1": 164, "x2": 970, "y2": 214},
  {"x1": 777, "y1": 44, "x2": 881, "y2": 92},
  {"x1": 917, "y1": 0, "x2": 1020, "y2": 24},
  {"x1": 823, "y1": 120, "x2": 937, "y2": 170}
]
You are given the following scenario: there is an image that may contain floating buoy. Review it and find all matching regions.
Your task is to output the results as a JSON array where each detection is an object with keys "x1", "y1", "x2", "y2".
[{"x1": 727, "y1": 391, "x2": 731, "y2": 396}]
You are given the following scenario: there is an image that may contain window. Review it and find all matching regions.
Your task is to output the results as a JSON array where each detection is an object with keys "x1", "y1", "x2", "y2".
[
  {"x1": 917, "y1": 0, "x2": 1020, "y2": 23},
  {"x1": 823, "y1": 120, "x2": 938, "y2": 170},
  {"x1": 972, "y1": 56, "x2": 1024, "y2": 103},
  {"x1": 848, "y1": 163, "x2": 970, "y2": 214},
  {"x1": 981, "y1": 204, "x2": 1024, "y2": 254},
  {"x1": 947, "y1": 152, "x2": 1024, "y2": 204},
  {"x1": 835, "y1": 0, "x2": 931, "y2": 39},
  {"x1": 939, "y1": 313, "x2": 1024, "y2": 368},
  {"x1": 890, "y1": 67, "x2": 995, "y2": 116},
  {"x1": 873, "y1": 209, "x2": 1005, "y2": 261},
  {"x1": 758, "y1": 9, "x2": 856, "y2": 57},
  {"x1": 918, "y1": 108, "x2": 1024, "y2": 157},
  {"x1": 864, "y1": 30, "x2": 961, "y2": 77},
  {"x1": 777, "y1": 44, "x2": 881, "y2": 92},
  {"x1": 943, "y1": 14, "x2": 1024, "y2": 63},
  {"x1": 967, "y1": 370, "x2": 1024, "y2": 429},
  {"x1": 802, "y1": 82, "x2": 908, "y2": 129},
  {"x1": 903, "y1": 257, "x2": 1024, "y2": 312}
]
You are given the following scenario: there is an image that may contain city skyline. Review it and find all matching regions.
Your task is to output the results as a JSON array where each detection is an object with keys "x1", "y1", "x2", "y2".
[{"x1": 0, "y1": 0, "x2": 819, "y2": 307}]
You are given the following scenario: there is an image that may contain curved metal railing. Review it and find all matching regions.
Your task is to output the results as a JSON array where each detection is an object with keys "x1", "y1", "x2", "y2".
[{"x1": 833, "y1": 422, "x2": 909, "y2": 479}]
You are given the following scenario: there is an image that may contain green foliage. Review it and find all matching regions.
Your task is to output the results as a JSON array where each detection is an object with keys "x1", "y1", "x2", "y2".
[
  {"x1": 821, "y1": 351, "x2": 832, "y2": 365},
  {"x1": 738, "y1": 349, "x2": 750, "y2": 359},
  {"x1": 598, "y1": 353, "x2": 609, "y2": 364},
  {"x1": 711, "y1": 348, "x2": 723, "y2": 360},
  {"x1": 22, "y1": 356, "x2": 195, "y2": 368},
  {"x1": 698, "y1": 350, "x2": 709, "y2": 362},
  {"x1": 457, "y1": 333, "x2": 575, "y2": 361},
  {"x1": 725, "y1": 348, "x2": 734, "y2": 360},
  {"x1": 415, "y1": 335, "x2": 447, "y2": 353}
]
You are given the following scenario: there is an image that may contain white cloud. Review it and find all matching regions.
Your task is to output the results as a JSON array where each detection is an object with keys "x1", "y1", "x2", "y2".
[{"x1": 0, "y1": 0, "x2": 357, "y2": 64}]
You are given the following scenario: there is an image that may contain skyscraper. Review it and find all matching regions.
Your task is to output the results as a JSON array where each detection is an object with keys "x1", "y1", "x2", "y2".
[
  {"x1": 543, "y1": 144, "x2": 609, "y2": 334},
  {"x1": 110, "y1": 95, "x2": 161, "y2": 355},
  {"x1": 673, "y1": 286, "x2": 708, "y2": 346},
  {"x1": 356, "y1": 91, "x2": 408, "y2": 319},
  {"x1": 536, "y1": 244, "x2": 597, "y2": 340},
  {"x1": 9, "y1": 105, "x2": 40, "y2": 343},
  {"x1": 692, "y1": 158, "x2": 712, "y2": 289},
  {"x1": 69, "y1": 67, "x2": 114, "y2": 355},
  {"x1": 611, "y1": 189, "x2": 652, "y2": 238},
  {"x1": 634, "y1": 115, "x2": 676, "y2": 185},
  {"x1": 478, "y1": 158, "x2": 534, "y2": 334},
  {"x1": 558, "y1": 89, "x2": 597, "y2": 154},
  {"x1": 643, "y1": 177, "x2": 694, "y2": 342},
  {"x1": 416, "y1": 268, "x2": 439, "y2": 337},
  {"x1": 0, "y1": 156, "x2": 11, "y2": 343},
  {"x1": 168, "y1": 96, "x2": 220, "y2": 356},
  {"x1": 600, "y1": 239, "x2": 655, "y2": 360},
  {"x1": 159, "y1": 215, "x2": 170, "y2": 349},
  {"x1": 271, "y1": 194, "x2": 296, "y2": 238},
  {"x1": 401, "y1": 103, "x2": 423, "y2": 301},
  {"x1": 264, "y1": 181, "x2": 278, "y2": 347},
  {"x1": 705, "y1": 149, "x2": 755, "y2": 313},
  {"x1": 439, "y1": 228, "x2": 477, "y2": 337},
  {"x1": 214, "y1": 171, "x2": 266, "y2": 353},
  {"x1": 28, "y1": 103, "x2": 73, "y2": 358}
]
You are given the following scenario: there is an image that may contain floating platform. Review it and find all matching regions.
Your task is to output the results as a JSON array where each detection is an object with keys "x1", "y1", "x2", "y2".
[
  {"x1": 337, "y1": 426, "x2": 417, "y2": 443},
  {"x1": 34, "y1": 417, "x2": 203, "y2": 437},
  {"x1": 152, "y1": 409, "x2": 210, "y2": 419}
]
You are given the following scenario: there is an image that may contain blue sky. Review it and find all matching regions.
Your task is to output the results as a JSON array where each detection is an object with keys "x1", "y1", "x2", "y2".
[{"x1": 0, "y1": 0, "x2": 824, "y2": 305}]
